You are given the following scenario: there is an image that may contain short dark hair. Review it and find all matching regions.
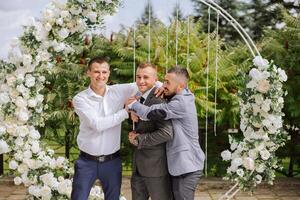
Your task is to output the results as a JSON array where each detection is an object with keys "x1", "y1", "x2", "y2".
[
  {"x1": 167, "y1": 66, "x2": 189, "y2": 80},
  {"x1": 137, "y1": 62, "x2": 157, "y2": 71},
  {"x1": 87, "y1": 57, "x2": 109, "y2": 71}
]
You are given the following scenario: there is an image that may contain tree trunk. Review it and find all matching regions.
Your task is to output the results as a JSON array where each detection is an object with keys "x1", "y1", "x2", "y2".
[
  {"x1": 287, "y1": 130, "x2": 297, "y2": 177},
  {"x1": 0, "y1": 154, "x2": 3, "y2": 175},
  {"x1": 65, "y1": 130, "x2": 70, "y2": 159}
]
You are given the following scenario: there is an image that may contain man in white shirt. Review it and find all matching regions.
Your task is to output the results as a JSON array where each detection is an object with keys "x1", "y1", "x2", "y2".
[{"x1": 71, "y1": 57, "x2": 139, "y2": 200}]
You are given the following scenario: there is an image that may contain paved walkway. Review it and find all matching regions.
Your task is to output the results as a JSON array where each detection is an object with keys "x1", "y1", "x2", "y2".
[{"x1": 1, "y1": 176, "x2": 300, "y2": 199}]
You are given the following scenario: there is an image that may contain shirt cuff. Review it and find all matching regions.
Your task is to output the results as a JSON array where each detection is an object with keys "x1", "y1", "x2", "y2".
[
  {"x1": 120, "y1": 109, "x2": 129, "y2": 119},
  {"x1": 128, "y1": 100, "x2": 137, "y2": 110}
]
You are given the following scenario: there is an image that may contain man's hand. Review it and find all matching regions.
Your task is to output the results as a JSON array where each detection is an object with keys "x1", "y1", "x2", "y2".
[
  {"x1": 128, "y1": 131, "x2": 139, "y2": 146},
  {"x1": 154, "y1": 87, "x2": 165, "y2": 98},
  {"x1": 125, "y1": 97, "x2": 137, "y2": 112},
  {"x1": 130, "y1": 112, "x2": 139, "y2": 123}
]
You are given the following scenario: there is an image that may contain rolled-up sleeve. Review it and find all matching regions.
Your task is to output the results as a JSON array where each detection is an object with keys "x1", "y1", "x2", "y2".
[{"x1": 73, "y1": 95, "x2": 129, "y2": 133}]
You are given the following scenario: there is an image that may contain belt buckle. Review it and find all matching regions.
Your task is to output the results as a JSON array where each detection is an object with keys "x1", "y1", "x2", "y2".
[{"x1": 97, "y1": 156, "x2": 105, "y2": 162}]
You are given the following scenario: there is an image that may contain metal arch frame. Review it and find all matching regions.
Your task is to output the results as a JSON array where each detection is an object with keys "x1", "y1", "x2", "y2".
[
  {"x1": 197, "y1": 0, "x2": 261, "y2": 58},
  {"x1": 195, "y1": 1, "x2": 261, "y2": 199}
]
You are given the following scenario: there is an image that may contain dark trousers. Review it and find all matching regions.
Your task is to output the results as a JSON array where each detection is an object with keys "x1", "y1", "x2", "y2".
[
  {"x1": 131, "y1": 172, "x2": 173, "y2": 200},
  {"x1": 71, "y1": 155, "x2": 122, "y2": 200},
  {"x1": 172, "y1": 170, "x2": 202, "y2": 200}
]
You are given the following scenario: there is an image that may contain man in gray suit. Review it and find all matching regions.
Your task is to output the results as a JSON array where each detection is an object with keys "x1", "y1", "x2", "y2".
[
  {"x1": 127, "y1": 63, "x2": 173, "y2": 200},
  {"x1": 127, "y1": 66, "x2": 205, "y2": 200}
]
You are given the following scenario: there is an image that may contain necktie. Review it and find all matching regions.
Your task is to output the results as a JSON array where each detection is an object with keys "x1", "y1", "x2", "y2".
[{"x1": 140, "y1": 97, "x2": 145, "y2": 104}]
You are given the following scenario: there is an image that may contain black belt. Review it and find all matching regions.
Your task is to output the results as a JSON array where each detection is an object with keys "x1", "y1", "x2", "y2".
[{"x1": 80, "y1": 150, "x2": 120, "y2": 162}]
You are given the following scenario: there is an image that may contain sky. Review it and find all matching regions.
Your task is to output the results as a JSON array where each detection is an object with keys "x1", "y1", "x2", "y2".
[{"x1": 0, "y1": 0, "x2": 194, "y2": 60}]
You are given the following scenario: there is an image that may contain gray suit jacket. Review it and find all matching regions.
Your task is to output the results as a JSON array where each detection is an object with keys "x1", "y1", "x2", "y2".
[
  {"x1": 132, "y1": 87, "x2": 173, "y2": 178},
  {"x1": 132, "y1": 88, "x2": 205, "y2": 176}
]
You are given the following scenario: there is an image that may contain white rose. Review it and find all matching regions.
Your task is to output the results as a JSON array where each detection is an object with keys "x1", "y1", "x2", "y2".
[
  {"x1": 0, "y1": 125, "x2": 6, "y2": 136},
  {"x1": 28, "y1": 98, "x2": 37, "y2": 108},
  {"x1": 248, "y1": 149, "x2": 258, "y2": 159},
  {"x1": 254, "y1": 94, "x2": 264, "y2": 105},
  {"x1": 261, "y1": 99, "x2": 271, "y2": 112},
  {"x1": 56, "y1": 18, "x2": 64, "y2": 26},
  {"x1": 236, "y1": 168, "x2": 244, "y2": 177},
  {"x1": 6, "y1": 74, "x2": 16, "y2": 86},
  {"x1": 29, "y1": 128, "x2": 40, "y2": 140},
  {"x1": 17, "y1": 163, "x2": 29, "y2": 174},
  {"x1": 43, "y1": 9, "x2": 54, "y2": 21},
  {"x1": 25, "y1": 75, "x2": 36, "y2": 88},
  {"x1": 41, "y1": 185, "x2": 52, "y2": 200},
  {"x1": 249, "y1": 68, "x2": 263, "y2": 81},
  {"x1": 36, "y1": 94, "x2": 44, "y2": 103},
  {"x1": 230, "y1": 141, "x2": 238, "y2": 151},
  {"x1": 38, "y1": 76, "x2": 46, "y2": 82},
  {"x1": 86, "y1": 11, "x2": 97, "y2": 23},
  {"x1": 31, "y1": 141, "x2": 40, "y2": 154},
  {"x1": 28, "y1": 185, "x2": 40, "y2": 197},
  {"x1": 221, "y1": 150, "x2": 231, "y2": 161},
  {"x1": 231, "y1": 157, "x2": 243, "y2": 171},
  {"x1": 45, "y1": 23, "x2": 52, "y2": 32},
  {"x1": 14, "y1": 176, "x2": 22, "y2": 185},
  {"x1": 253, "y1": 56, "x2": 269, "y2": 70},
  {"x1": 255, "y1": 174, "x2": 262, "y2": 184},
  {"x1": 9, "y1": 160, "x2": 18, "y2": 170},
  {"x1": 15, "y1": 96, "x2": 27, "y2": 108},
  {"x1": 243, "y1": 157, "x2": 255, "y2": 170},
  {"x1": 15, "y1": 137, "x2": 24, "y2": 146},
  {"x1": 10, "y1": 37, "x2": 19, "y2": 48},
  {"x1": 256, "y1": 79, "x2": 270, "y2": 94},
  {"x1": 16, "y1": 84, "x2": 27, "y2": 95},
  {"x1": 246, "y1": 80, "x2": 257, "y2": 89},
  {"x1": 14, "y1": 151, "x2": 24, "y2": 161},
  {"x1": 0, "y1": 92, "x2": 10, "y2": 105},
  {"x1": 52, "y1": 40, "x2": 66, "y2": 52},
  {"x1": 278, "y1": 97, "x2": 284, "y2": 104},
  {"x1": 58, "y1": 28, "x2": 70, "y2": 40},
  {"x1": 56, "y1": 157, "x2": 65, "y2": 168},
  {"x1": 23, "y1": 150, "x2": 32, "y2": 159},
  {"x1": 16, "y1": 73, "x2": 25, "y2": 82},
  {"x1": 256, "y1": 163, "x2": 265, "y2": 173},
  {"x1": 70, "y1": 6, "x2": 82, "y2": 15},
  {"x1": 24, "y1": 158, "x2": 38, "y2": 170},
  {"x1": 252, "y1": 104, "x2": 261, "y2": 116},
  {"x1": 22, "y1": 54, "x2": 32, "y2": 67},
  {"x1": 58, "y1": 179, "x2": 72, "y2": 196},
  {"x1": 60, "y1": 10, "x2": 70, "y2": 18},
  {"x1": 260, "y1": 149, "x2": 271, "y2": 160},
  {"x1": 16, "y1": 108, "x2": 30, "y2": 122},
  {"x1": 277, "y1": 68, "x2": 287, "y2": 82},
  {"x1": 0, "y1": 139, "x2": 10, "y2": 154}
]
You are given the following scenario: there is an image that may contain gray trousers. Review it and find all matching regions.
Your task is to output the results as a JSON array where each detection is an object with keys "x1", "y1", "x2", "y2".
[
  {"x1": 172, "y1": 170, "x2": 202, "y2": 200},
  {"x1": 131, "y1": 172, "x2": 173, "y2": 200}
]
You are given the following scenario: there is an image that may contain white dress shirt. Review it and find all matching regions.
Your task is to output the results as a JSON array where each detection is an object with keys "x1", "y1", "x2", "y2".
[{"x1": 73, "y1": 83, "x2": 138, "y2": 156}]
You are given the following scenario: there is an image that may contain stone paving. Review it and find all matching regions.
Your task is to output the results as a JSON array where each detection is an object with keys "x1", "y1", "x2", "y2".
[{"x1": 1, "y1": 176, "x2": 300, "y2": 200}]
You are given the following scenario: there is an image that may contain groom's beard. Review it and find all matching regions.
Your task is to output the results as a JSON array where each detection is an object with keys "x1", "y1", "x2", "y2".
[{"x1": 164, "y1": 92, "x2": 176, "y2": 100}]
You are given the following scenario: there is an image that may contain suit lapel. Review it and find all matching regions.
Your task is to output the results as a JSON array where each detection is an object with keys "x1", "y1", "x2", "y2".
[{"x1": 143, "y1": 87, "x2": 157, "y2": 106}]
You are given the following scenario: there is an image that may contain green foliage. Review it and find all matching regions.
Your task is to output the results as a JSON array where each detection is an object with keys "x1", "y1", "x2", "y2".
[
  {"x1": 192, "y1": 0, "x2": 249, "y2": 42},
  {"x1": 260, "y1": 10, "x2": 300, "y2": 177}
]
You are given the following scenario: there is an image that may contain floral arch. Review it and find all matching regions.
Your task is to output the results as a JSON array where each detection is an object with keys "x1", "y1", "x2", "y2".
[{"x1": 0, "y1": 0, "x2": 288, "y2": 199}]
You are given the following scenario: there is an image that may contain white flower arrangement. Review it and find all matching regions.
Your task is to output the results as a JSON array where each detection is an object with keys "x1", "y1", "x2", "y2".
[
  {"x1": 0, "y1": 0, "x2": 123, "y2": 199},
  {"x1": 221, "y1": 56, "x2": 288, "y2": 190}
]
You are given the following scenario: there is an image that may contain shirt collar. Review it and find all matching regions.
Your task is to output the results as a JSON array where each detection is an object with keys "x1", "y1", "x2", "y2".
[
  {"x1": 141, "y1": 85, "x2": 156, "y2": 100},
  {"x1": 87, "y1": 85, "x2": 109, "y2": 99}
]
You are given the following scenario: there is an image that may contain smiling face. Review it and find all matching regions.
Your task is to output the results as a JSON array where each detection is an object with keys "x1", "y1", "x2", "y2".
[
  {"x1": 163, "y1": 72, "x2": 187, "y2": 98},
  {"x1": 87, "y1": 62, "x2": 110, "y2": 89},
  {"x1": 136, "y1": 66, "x2": 157, "y2": 94}
]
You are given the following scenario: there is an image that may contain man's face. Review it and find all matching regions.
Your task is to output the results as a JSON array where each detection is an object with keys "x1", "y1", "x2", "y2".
[
  {"x1": 163, "y1": 73, "x2": 180, "y2": 98},
  {"x1": 87, "y1": 62, "x2": 110, "y2": 88},
  {"x1": 136, "y1": 67, "x2": 157, "y2": 94}
]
